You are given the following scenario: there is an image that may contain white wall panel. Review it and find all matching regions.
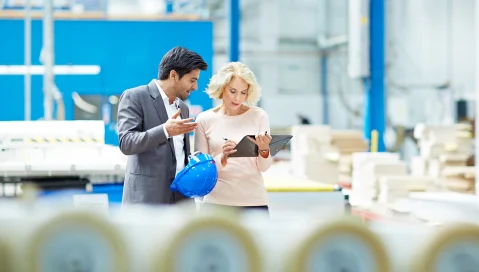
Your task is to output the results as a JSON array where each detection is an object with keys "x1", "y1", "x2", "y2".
[
  {"x1": 210, "y1": 0, "x2": 476, "y2": 129},
  {"x1": 387, "y1": 0, "x2": 475, "y2": 125},
  {"x1": 277, "y1": 0, "x2": 319, "y2": 39},
  {"x1": 261, "y1": 94, "x2": 323, "y2": 127},
  {"x1": 277, "y1": 55, "x2": 321, "y2": 95}
]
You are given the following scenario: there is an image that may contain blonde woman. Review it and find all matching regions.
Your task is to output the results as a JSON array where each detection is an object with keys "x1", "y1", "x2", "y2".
[{"x1": 194, "y1": 62, "x2": 272, "y2": 212}]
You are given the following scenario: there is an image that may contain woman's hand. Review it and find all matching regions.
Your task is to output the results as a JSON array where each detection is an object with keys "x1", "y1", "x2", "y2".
[
  {"x1": 221, "y1": 139, "x2": 237, "y2": 166},
  {"x1": 248, "y1": 132, "x2": 272, "y2": 157}
]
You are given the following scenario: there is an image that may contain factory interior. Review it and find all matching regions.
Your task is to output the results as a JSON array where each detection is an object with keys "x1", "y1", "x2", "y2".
[{"x1": 1, "y1": 0, "x2": 479, "y2": 271}]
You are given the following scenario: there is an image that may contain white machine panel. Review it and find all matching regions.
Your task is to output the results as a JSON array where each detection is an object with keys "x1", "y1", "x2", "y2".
[{"x1": 0, "y1": 121, "x2": 126, "y2": 179}]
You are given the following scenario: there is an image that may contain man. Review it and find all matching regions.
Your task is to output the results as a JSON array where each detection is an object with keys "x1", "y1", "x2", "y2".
[{"x1": 117, "y1": 46, "x2": 208, "y2": 205}]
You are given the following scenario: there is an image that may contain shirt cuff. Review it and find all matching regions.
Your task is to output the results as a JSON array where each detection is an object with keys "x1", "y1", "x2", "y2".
[{"x1": 163, "y1": 124, "x2": 170, "y2": 138}]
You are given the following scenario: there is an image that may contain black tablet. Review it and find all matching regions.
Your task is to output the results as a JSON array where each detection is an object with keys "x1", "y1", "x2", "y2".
[
  {"x1": 228, "y1": 135, "x2": 293, "y2": 157},
  {"x1": 269, "y1": 135, "x2": 293, "y2": 156}
]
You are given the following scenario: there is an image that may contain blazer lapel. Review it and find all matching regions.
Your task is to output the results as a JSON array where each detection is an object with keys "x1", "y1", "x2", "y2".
[
  {"x1": 147, "y1": 80, "x2": 176, "y2": 155},
  {"x1": 179, "y1": 102, "x2": 191, "y2": 161}
]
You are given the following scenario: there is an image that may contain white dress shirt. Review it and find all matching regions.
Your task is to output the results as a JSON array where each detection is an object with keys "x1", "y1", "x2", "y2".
[{"x1": 155, "y1": 80, "x2": 185, "y2": 176}]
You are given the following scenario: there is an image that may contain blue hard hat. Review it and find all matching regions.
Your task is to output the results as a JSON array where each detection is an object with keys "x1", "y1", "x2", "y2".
[{"x1": 170, "y1": 152, "x2": 218, "y2": 198}]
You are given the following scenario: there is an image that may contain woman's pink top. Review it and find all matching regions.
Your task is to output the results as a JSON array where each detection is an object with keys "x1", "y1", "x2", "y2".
[{"x1": 194, "y1": 106, "x2": 273, "y2": 206}]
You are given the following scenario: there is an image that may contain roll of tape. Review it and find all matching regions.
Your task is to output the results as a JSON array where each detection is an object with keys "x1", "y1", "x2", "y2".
[
  {"x1": 26, "y1": 211, "x2": 129, "y2": 272},
  {"x1": 155, "y1": 216, "x2": 261, "y2": 272},
  {"x1": 410, "y1": 223, "x2": 479, "y2": 272},
  {"x1": 287, "y1": 219, "x2": 391, "y2": 272}
]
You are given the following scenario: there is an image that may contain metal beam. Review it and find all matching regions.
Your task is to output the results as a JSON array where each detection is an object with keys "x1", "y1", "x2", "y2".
[
  {"x1": 321, "y1": 57, "x2": 329, "y2": 124},
  {"x1": 228, "y1": 0, "x2": 240, "y2": 62},
  {"x1": 319, "y1": 0, "x2": 329, "y2": 124},
  {"x1": 364, "y1": 0, "x2": 386, "y2": 151},
  {"x1": 475, "y1": 0, "x2": 479, "y2": 197},
  {"x1": 42, "y1": 0, "x2": 54, "y2": 121},
  {"x1": 24, "y1": 0, "x2": 31, "y2": 121}
]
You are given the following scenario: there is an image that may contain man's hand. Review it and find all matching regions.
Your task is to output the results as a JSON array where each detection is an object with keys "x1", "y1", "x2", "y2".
[
  {"x1": 165, "y1": 109, "x2": 197, "y2": 137},
  {"x1": 221, "y1": 139, "x2": 237, "y2": 166}
]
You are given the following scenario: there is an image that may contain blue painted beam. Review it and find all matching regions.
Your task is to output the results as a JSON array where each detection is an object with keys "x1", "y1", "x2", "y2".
[
  {"x1": 228, "y1": 0, "x2": 240, "y2": 62},
  {"x1": 364, "y1": 0, "x2": 386, "y2": 152}
]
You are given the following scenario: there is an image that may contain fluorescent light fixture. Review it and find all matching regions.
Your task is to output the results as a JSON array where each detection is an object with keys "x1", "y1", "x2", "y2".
[{"x1": 0, "y1": 65, "x2": 101, "y2": 75}]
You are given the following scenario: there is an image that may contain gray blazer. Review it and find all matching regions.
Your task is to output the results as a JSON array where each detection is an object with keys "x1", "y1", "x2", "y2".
[{"x1": 117, "y1": 80, "x2": 191, "y2": 205}]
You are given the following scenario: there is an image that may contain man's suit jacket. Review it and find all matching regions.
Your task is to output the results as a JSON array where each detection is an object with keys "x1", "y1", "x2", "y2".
[{"x1": 117, "y1": 80, "x2": 191, "y2": 205}]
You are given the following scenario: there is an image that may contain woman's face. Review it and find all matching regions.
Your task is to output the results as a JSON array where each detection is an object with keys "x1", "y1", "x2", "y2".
[{"x1": 222, "y1": 76, "x2": 249, "y2": 112}]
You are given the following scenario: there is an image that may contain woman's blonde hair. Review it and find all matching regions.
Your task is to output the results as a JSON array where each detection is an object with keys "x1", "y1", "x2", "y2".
[{"x1": 205, "y1": 62, "x2": 261, "y2": 105}]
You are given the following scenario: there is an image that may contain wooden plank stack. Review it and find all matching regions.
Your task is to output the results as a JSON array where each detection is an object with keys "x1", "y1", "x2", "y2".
[
  {"x1": 411, "y1": 123, "x2": 472, "y2": 177},
  {"x1": 290, "y1": 125, "x2": 339, "y2": 184},
  {"x1": 350, "y1": 152, "x2": 437, "y2": 204},
  {"x1": 331, "y1": 130, "x2": 369, "y2": 187},
  {"x1": 349, "y1": 152, "x2": 405, "y2": 204},
  {"x1": 377, "y1": 176, "x2": 435, "y2": 204},
  {"x1": 410, "y1": 123, "x2": 475, "y2": 193},
  {"x1": 289, "y1": 126, "x2": 368, "y2": 185},
  {"x1": 440, "y1": 166, "x2": 476, "y2": 194}
]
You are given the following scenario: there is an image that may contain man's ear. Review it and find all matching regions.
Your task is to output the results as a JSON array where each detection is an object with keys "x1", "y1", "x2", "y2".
[{"x1": 170, "y1": 70, "x2": 178, "y2": 80}]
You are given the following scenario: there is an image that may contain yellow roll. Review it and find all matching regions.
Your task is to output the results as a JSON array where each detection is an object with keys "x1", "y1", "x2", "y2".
[
  {"x1": 286, "y1": 217, "x2": 391, "y2": 272},
  {"x1": 26, "y1": 211, "x2": 129, "y2": 272},
  {"x1": 410, "y1": 223, "x2": 479, "y2": 272},
  {"x1": 154, "y1": 214, "x2": 261, "y2": 272}
]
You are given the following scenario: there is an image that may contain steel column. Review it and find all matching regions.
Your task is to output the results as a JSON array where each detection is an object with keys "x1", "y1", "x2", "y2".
[
  {"x1": 228, "y1": 0, "x2": 240, "y2": 62},
  {"x1": 364, "y1": 0, "x2": 386, "y2": 151},
  {"x1": 24, "y1": 0, "x2": 31, "y2": 121},
  {"x1": 321, "y1": 57, "x2": 329, "y2": 124},
  {"x1": 475, "y1": 0, "x2": 479, "y2": 196},
  {"x1": 42, "y1": 0, "x2": 54, "y2": 120}
]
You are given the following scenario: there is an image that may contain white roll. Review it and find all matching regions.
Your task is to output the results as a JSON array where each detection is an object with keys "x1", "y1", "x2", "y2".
[
  {"x1": 19, "y1": 208, "x2": 129, "y2": 272},
  {"x1": 285, "y1": 217, "x2": 391, "y2": 272},
  {"x1": 240, "y1": 213, "x2": 391, "y2": 272},
  {"x1": 0, "y1": 238, "x2": 11, "y2": 272},
  {"x1": 0, "y1": 199, "x2": 35, "y2": 272},
  {"x1": 410, "y1": 223, "x2": 479, "y2": 272},
  {"x1": 156, "y1": 215, "x2": 261, "y2": 272},
  {"x1": 369, "y1": 221, "x2": 433, "y2": 272},
  {"x1": 112, "y1": 204, "x2": 262, "y2": 272}
]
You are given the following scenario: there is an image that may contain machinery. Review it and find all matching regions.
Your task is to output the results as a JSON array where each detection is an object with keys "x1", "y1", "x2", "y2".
[{"x1": 0, "y1": 120, "x2": 127, "y2": 197}]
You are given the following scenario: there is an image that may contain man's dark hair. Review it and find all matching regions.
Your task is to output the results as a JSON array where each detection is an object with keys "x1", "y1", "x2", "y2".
[{"x1": 158, "y1": 46, "x2": 208, "y2": 80}]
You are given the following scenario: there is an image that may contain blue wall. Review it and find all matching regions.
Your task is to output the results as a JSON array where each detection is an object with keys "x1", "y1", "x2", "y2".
[{"x1": 0, "y1": 19, "x2": 214, "y2": 145}]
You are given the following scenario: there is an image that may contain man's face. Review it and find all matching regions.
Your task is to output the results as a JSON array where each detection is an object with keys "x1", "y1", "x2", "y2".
[{"x1": 174, "y1": 69, "x2": 200, "y2": 101}]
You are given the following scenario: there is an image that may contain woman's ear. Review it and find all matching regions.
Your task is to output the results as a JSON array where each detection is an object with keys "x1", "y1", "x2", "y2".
[{"x1": 219, "y1": 87, "x2": 225, "y2": 99}]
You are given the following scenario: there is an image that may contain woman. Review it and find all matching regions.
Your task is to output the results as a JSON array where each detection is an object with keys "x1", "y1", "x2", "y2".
[{"x1": 194, "y1": 62, "x2": 272, "y2": 212}]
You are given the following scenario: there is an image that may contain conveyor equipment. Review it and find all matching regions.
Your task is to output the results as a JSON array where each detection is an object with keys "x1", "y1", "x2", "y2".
[{"x1": 0, "y1": 121, "x2": 127, "y2": 196}]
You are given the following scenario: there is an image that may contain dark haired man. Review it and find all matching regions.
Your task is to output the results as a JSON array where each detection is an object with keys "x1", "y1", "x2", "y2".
[{"x1": 117, "y1": 46, "x2": 208, "y2": 205}]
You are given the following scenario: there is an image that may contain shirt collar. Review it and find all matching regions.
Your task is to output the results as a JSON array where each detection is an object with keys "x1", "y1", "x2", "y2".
[{"x1": 155, "y1": 80, "x2": 179, "y2": 105}]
